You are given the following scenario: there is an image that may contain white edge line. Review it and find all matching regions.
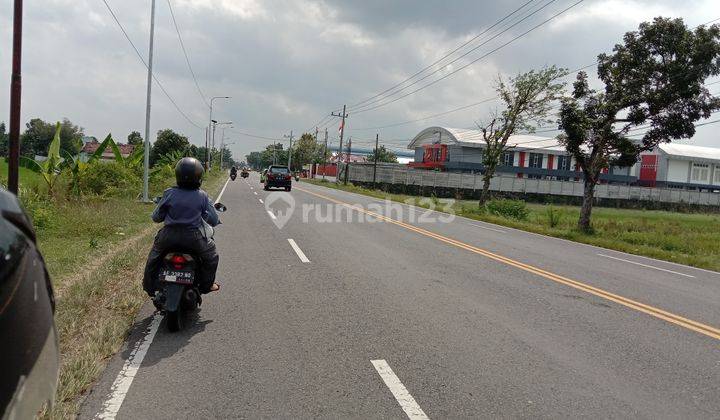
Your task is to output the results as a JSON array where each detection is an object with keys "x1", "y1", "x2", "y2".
[
  {"x1": 214, "y1": 177, "x2": 230, "y2": 204},
  {"x1": 469, "y1": 223, "x2": 506, "y2": 233},
  {"x1": 97, "y1": 314, "x2": 162, "y2": 419},
  {"x1": 371, "y1": 359, "x2": 429, "y2": 420},
  {"x1": 287, "y1": 239, "x2": 310, "y2": 263},
  {"x1": 259, "y1": 199, "x2": 264, "y2": 204},
  {"x1": 266, "y1": 210, "x2": 277, "y2": 220},
  {"x1": 300, "y1": 183, "x2": 720, "y2": 276},
  {"x1": 597, "y1": 253, "x2": 695, "y2": 278}
]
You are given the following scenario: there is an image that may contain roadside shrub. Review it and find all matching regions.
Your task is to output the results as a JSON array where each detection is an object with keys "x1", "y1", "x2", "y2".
[
  {"x1": 486, "y1": 199, "x2": 528, "y2": 220},
  {"x1": 150, "y1": 165, "x2": 177, "y2": 193},
  {"x1": 16, "y1": 187, "x2": 56, "y2": 230},
  {"x1": 546, "y1": 205, "x2": 562, "y2": 228},
  {"x1": 80, "y1": 161, "x2": 141, "y2": 196}
]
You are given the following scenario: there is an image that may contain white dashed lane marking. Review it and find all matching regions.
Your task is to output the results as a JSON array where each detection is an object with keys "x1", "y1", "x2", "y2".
[{"x1": 371, "y1": 360, "x2": 429, "y2": 420}]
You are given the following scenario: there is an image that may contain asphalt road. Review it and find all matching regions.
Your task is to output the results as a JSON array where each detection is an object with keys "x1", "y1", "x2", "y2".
[{"x1": 80, "y1": 172, "x2": 720, "y2": 419}]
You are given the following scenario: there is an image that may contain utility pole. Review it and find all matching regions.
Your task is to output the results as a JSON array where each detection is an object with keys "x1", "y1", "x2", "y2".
[
  {"x1": 322, "y1": 128, "x2": 328, "y2": 180},
  {"x1": 283, "y1": 130, "x2": 294, "y2": 171},
  {"x1": 208, "y1": 96, "x2": 230, "y2": 170},
  {"x1": 7, "y1": 0, "x2": 23, "y2": 195},
  {"x1": 204, "y1": 127, "x2": 209, "y2": 170},
  {"x1": 344, "y1": 137, "x2": 352, "y2": 185},
  {"x1": 373, "y1": 133, "x2": 379, "y2": 188},
  {"x1": 272, "y1": 143, "x2": 277, "y2": 165},
  {"x1": 210, "y1": 120, "x2": 217, "y2": 169},
  {"x1": 331, "y1": 105, "x2": 348, "y2": 173},
  {"x1": 142, "y1": 0, "x2": 156, "y2": 203}
]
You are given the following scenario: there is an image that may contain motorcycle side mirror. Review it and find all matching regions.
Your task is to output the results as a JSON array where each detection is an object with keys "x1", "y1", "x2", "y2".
[
  {"x1": 214, "y1": 202, "x2": 227, "y2": 212},
  {"x1": 152, "y1": 196, "x2": 162, "y2": 204}
]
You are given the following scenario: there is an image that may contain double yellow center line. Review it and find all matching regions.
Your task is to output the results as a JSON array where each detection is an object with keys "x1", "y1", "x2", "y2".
[{"x1": 296, "y1": 186, "x2": 720, "y2": 341}]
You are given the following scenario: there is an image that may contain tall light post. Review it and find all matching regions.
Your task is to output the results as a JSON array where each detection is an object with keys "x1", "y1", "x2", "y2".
[
  {"x1": 142, "y1": 0, "x2": 157, "y2": 202},
  {"x1": 283, "y1": 131, "x2": 294, "y2": 171},
  {"x1": 210, "y1": 120, "x2": 231, "y2": 170},
  {"x1": 208, "y1": 96, "x2": 230, "y2": 170}
]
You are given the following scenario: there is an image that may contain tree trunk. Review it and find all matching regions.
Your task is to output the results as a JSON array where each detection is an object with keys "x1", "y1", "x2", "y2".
[
  {"x1": 578, "y1": 176, "x2": 597, "y2": 232},
  {"x1": 479, "y1": 173, "x2": 492, "y2": 205}
]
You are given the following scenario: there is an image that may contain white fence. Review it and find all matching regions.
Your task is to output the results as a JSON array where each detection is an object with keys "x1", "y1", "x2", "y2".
[{"x1": 340, "y1": 163, "x2": 720, "y2": 207}]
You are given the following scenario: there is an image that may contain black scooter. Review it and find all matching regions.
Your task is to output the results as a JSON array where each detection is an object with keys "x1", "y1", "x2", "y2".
[{"x1": 152, "y1": 201, "x2": 227, "y2": 331}]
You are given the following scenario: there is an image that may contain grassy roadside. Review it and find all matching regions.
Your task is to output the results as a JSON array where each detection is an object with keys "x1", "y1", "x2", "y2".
[
  {"x1": 302, "y1": 179, "x2": 720, "y2": 272},
  {"x1": 39, "y1": 172, "x2": 227, "y2": 419}
]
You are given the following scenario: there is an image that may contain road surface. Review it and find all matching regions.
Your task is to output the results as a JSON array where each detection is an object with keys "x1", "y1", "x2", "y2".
[{"x1": 80, "y1": 172, "x2": 720, "y2": 419}]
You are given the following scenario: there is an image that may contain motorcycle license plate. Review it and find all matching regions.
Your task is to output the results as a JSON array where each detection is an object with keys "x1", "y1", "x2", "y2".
[{"x1": 161, "y1": 269, "x2": 195, "y2": 284}]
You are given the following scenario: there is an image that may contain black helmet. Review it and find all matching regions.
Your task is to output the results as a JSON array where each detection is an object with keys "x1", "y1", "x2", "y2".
[{"x1": 175, "y1": 157, "x2": 204, "y2": 189}]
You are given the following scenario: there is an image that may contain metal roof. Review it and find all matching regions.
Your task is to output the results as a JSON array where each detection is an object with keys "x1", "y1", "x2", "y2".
[
  {"x1": 657, "y1": 143, "x2": 720, "y2": 163},
  {"x1": 408, "y1": 126, "x2": 566, "y2": 153}
]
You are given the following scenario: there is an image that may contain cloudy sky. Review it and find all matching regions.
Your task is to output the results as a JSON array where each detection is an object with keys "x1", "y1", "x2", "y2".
[{"x1": 1, "y1": 0, "x2": 719, "y2": 160}]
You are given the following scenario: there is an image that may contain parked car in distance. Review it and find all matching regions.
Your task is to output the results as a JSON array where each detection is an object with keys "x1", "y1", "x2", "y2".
[
  {"x1": 264, "y1": 165, "x2": 292, "y2": 191},
  {"x1": 0, "y1": 188, "x2": 59, "y2": 419}
]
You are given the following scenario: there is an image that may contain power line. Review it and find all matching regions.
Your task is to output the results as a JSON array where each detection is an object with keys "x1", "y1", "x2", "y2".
[
  {"x1": 348, "y1": 0, "x2": 538, "y2": 110},
  {"x1": 349, "y1": 0, "x2": 564, "y2": 114},
  {"x1": 349, "y1": 0, "x2": 585, "y2": 116},
  {"x1": 100, "y1": 0, "x2": 203, "y2": 129},
  {"x1": 166, "y1": 0, "x2": 210, "y2": 109},
  {"x1": 226, "y1": 127, "x2": 281, "y2": 141},
  {"x1": 344, "y1": 15, "x2": 717, "y2": 129}
]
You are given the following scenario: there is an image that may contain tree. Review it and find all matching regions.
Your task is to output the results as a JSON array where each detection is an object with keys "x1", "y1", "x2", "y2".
[
  {"x1": 127, "y1": 131, "x2": 143, "y2": 146},
  {"x1": 367, "y1": 145, "x2": 398, "y2": 163},
  {"x1": 0, "y1": 122, "x2": 7, "y2": 156},
  {"x1": 246, "y1": 151, "x2": 263, "y2": 169},
  {"x1": 290, "y1": 133, "x2": 320, "y2": 170},
  {"x1": 19, "y1": 122, "x2": 64, "y2": 195},
  {"x1": 559, "y1": 18, "x2": 720, "y2": 232},
  {"x1": 150, "y1": 129, "x2": 190, "y2": 165},
  {"x1": 21, "y1": 118, "x2": 84, "y2": 157},
  {"x1": 477, "y1": 66, "x2": 566, "y2": 204}
]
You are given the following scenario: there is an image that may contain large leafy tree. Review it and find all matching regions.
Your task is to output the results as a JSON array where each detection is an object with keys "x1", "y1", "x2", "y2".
[
  {"x1": 291, "y1": 133, "x2": 320, "y2": 170},
  {"x1": 559, "y1": 18, "x2": 720, "y2": 232},
  {"x1": 127, "y1": 131, "x2": 143, "y2": 146},
  {"x1": 21, "y1": 118, "x2": 84, "y2": 157},
  {"x1": 478, "y1": 66, "x2": 566, "y2": 204},
  {"x1": 367, "y1": 145, "x2": 398, "y2": 163},
  {"x1": 150, "y1": 129, "x2": 190, "y2": 165}
]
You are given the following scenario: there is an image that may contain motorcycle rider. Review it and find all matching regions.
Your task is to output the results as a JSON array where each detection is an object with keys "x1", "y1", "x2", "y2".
[
  {"x1": 143, "y1": 157, "x2": 221, "y2": 299},
  {"x1": 230, "y1": 165, "x2": 238, "y2": 177}
]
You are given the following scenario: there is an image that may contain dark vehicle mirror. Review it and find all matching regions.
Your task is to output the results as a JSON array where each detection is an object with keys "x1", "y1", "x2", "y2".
[{"x1": 214, "y1": 202, "x2": 227, "y2": 212}]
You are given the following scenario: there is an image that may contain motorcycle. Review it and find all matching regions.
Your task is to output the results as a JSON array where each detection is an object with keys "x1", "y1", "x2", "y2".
[
  {"x1": 152, "y1": 200, "x2": 227, "y2": 332},
  {"x1": 230, "y1": 171, "x2": 237, "y2": 181}
]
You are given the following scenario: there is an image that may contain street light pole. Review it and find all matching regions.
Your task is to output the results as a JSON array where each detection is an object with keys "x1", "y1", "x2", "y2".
[
  {"x1": 142, "y1": 0, "x2": 156, "y2": 203},
  {"x1": 283, "y1": 130, "x2": 294, "y2": 171},
  {"x1": 7, "y1": 0, "x2": 23, "y2": 195},
  {"x1": 208, "y1": 96, "x2": 230, "y2": 170}
]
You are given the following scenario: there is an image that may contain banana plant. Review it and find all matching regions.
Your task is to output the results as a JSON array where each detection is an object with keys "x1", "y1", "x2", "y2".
[
  {"x1": 20, "y1": 122, "x2": 64, "y2": 195},
  {"x1": 63, "y1": 133, "x2": 116, "y2": 195}
]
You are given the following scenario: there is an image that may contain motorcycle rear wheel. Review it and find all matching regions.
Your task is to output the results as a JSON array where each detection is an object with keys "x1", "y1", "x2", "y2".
[{"x1": 166, "y1": 309, "x2": 183, "y2": 332}]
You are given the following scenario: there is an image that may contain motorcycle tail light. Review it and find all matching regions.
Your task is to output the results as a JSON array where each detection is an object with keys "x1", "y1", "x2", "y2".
[{"x1": 171, "y1": 254, "x2": 186, "y2": 269}]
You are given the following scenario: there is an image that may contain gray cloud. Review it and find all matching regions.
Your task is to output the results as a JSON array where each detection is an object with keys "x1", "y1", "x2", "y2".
[{"x1": 0, "y1": 0, "x2": 718, "y2": 160}]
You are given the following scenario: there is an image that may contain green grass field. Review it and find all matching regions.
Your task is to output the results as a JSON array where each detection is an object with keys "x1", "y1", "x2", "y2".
[
  {"x1": 0, "y1": 158, "x2": 46, "y2": 191},
  {"x1": 303, "y1": 179, "x2": 720, "y2": 272}
]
